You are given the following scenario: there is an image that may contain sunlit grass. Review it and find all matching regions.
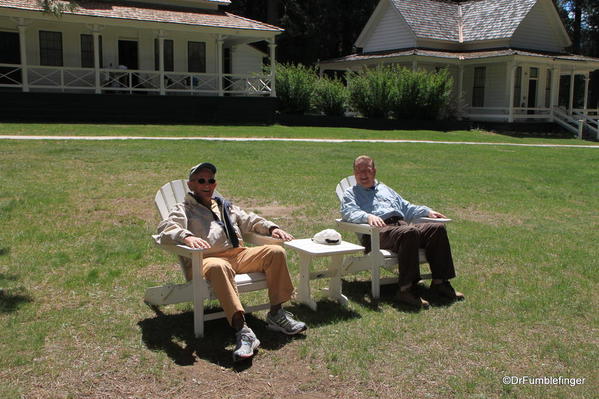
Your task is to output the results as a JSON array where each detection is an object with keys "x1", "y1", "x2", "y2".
[{"x1": 0, "y1": 134, "x2": 597, "y2": 398}]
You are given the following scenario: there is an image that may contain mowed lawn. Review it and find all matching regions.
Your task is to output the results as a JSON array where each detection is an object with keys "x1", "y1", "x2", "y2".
[{"x1": 0, "y1": 128, "x2": 597, "y2": 399}]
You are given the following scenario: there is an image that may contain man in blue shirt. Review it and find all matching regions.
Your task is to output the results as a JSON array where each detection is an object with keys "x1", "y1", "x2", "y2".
[{"x1": 341, "y1": 155, "x2": 464, "y2": 308}]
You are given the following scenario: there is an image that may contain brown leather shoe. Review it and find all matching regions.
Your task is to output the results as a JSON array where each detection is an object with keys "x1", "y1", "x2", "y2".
[
  {"x1": 430, "y1": 281, "x2": 464, "y2": 301},
  {"x1": 397, "y1": 288, "x2": 430, "y2": 309}
]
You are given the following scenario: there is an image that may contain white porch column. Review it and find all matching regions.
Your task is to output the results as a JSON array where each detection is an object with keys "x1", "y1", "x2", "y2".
[
  {"x1": 17, "y1": 19, "x2": 28, "y2": 92},
  {"x1": 92, "y1": 26, "x2": 101, "y2": 94},
  {"x1": 268, "y1": 40, "x2": 276, "y2": 97},
  {"x1": 158, "y1": 30, "x2": 165, "y2": 95},
  {"x1": 217, "y1": 35, "x2": 224, "y2": 96},
  {"x1": 550, "y1": 66, "x2": 559, "y2": 120},
  {"x1": 568, "y1": 70, "x2": 575, "y2": 114},
  {"x1": 507, "y1": 63, "x2": 516, "y2": 122},
  {"x1": 457, "y1": 64, "x2": 464, "y2": 119},
  {"x1": 583, "y1": 72, "x2": 590, "y2": 113}
]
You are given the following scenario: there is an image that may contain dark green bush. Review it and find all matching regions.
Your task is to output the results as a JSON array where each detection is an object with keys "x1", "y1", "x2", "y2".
[
  {"x1": 346, "y1": 65, "x2": 453, "y2": 120},
  {"x1": 275, "y1": 63, "x2": 318, "y2": 114},
  {"x1": 346, "y1": 66, "x2": 397, "y2": 118},
  {"x1": 312, "y1": 77, "x2": 348, "y2": 116},
  {"x1": 391, "y1": 68, "x2": 453, "y2": 120}
]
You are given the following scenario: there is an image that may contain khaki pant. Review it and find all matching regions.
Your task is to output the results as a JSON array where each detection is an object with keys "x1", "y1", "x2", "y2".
[{"x1": 198, "y1": 245, "x2": 294, "y2": 324}]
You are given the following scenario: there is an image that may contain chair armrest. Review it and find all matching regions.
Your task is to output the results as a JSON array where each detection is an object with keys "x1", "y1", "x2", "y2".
[
  {"x1": 242, "y1": 231, "x2": 284, "y2": 246},
  {"x1": 413, "y1": 217, "x2": 452, "y2": 224},
  {"x1": 154, "y1": 242, "x2": 204, "y2": 258},
  {"x1": 335, "y1": 219, "x2": 379, "y2": 235}
]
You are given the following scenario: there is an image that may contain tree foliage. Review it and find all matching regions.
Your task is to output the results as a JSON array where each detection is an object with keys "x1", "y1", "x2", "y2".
[
  {"x1": 554, "y1": 0, "x2": 599, "y2": 56},
  {"x1": 38, "y1": 0, "x2": 78, "y2": 16}
]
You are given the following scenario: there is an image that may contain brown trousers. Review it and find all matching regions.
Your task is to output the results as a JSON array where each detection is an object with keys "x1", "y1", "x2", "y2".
[
  {"x1": 200, "y1": 245, "x2": 294, "y2": 324},
  {"x1": 376, "y1": 221, "x2": 456, "y2": 287}
]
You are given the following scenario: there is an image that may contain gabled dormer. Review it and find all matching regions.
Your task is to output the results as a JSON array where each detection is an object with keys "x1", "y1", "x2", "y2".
[{"x1": 355, "y1": 0, "x2": 571, "y2": 54}]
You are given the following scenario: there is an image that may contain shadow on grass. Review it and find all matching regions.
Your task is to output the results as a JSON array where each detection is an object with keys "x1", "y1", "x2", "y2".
[
  {"x1": 341, "y1": 278, "x2": 463, "y2": 312},
  {"x1": 138, "y1": 300, "x2": 360, "y2": 370},
  {"x1": 0, "y1": 276, "x2": 33, "y2": 314}
]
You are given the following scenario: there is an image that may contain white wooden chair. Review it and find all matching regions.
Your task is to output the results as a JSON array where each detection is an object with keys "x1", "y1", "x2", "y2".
[
  {"x1": 335, "y1": 176, "x2": 447, "y2": 299},
  {"x1": 144, "y1": 179, "x2": 282, "y2": 338}
]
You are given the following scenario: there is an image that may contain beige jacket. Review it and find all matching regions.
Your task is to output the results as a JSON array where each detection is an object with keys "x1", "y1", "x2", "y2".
[{"x1": 153, "y1": 193, "x2": 278, "y2": 256}]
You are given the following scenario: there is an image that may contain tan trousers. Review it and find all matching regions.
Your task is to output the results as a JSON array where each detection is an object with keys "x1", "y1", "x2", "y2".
[{"x1": 200, "y1": 245, "x2": 294, "y2": 324}]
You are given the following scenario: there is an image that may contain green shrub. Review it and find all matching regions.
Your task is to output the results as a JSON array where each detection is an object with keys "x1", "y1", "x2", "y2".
[
  {"x1": 312, "y1": 77, "x2": 348, "y2": 116},
  {"x1": 346, "y1": 66, "x2": 397, "y2": 118},
  {"x1": 275, "y1": 63, "x2": 318, "y2": 114},
  {"x1": 391, "y1": 68, "x2": 453, "y2": 120},
  {"x1": 347, "y1": 65, "x2": 453, "y2": 120}
]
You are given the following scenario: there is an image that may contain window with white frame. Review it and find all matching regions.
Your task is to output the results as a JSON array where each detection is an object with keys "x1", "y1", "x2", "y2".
[
  {"x1": 39, "y1": 30, "x2": 63, "y2": 66},
  {"x1": 188, "y1": 41, "x2": 206, "y2": 73},
  {"x1": 472, "y1": 66, "x2": 485, "y2": 107}
]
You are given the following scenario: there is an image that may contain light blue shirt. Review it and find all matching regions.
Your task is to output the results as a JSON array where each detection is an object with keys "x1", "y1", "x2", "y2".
[{"x1": 341, "y1": 183, "x2": 431, "y2": 224}]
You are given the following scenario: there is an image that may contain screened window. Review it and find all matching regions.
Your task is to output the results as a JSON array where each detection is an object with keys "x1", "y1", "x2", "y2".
[
  {"x1": 154, "y1": 39, "x2": 174, "y2": 71},
  {"x1": 472, "y1": 67, "x2": 486, "y2": 107},
  {"x1": 188, "y1": 41, "x2": 206, "y2": 73},
  {"x1": 39, "y1": 30, "x2": 63, "y2": 66},
  {"x1": 80, "y1": 34, "x2": 103, "y2": 68}
]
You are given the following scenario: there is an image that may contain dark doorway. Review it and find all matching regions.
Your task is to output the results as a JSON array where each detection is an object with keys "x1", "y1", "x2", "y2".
[
  {"x1": 0, "y1": 31, "x2": 22, "y2": 85},
  {"x1": 118, "y1": 40, "x2": 138, "y2": 89},
  {"x1": 527, "y1": 80, "x2": 537, "y2": 113}
]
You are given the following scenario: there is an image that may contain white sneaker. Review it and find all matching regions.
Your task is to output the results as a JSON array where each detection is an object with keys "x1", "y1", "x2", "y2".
[
  {"x1": 266, "y1": 309, "x2": 307, "y2": 335},
  {"x1": 233, "y1": 326, "x2": 260, "y2": 362}
]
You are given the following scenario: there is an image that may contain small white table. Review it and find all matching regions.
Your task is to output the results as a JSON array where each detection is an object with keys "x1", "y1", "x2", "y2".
[{"x1": 284, "y1": 238, "x2": 365, "y2": 310}]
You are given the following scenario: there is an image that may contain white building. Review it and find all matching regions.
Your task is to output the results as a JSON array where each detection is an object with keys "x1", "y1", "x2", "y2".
[
  {"x1": 0, "y1": 0, "x2": 281, "y2": 97},
  {"x1": 319, "y1": 0, "x2": 599, "y2": 135}
]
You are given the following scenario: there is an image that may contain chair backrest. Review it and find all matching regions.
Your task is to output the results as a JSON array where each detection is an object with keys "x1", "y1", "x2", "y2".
[
  {"x1": 154, "y1": 179, "x2": 221, "y2": 220},
  {"x1": 335, "y1": 176, "x2": 357, "y2": 203}
]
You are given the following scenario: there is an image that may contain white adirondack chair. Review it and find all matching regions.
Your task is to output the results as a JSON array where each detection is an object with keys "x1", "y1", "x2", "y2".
[
  {"x1": 335, "y1": 176, "x2": 448, "y2": 299},
  {"x1": 144, "y1": 179, "x2": 282, "y2": 338}
]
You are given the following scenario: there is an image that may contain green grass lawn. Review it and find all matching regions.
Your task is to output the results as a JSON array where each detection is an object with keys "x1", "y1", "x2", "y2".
[{"x1": 0, "y1": 127, "x2": 597, "y2": 398}]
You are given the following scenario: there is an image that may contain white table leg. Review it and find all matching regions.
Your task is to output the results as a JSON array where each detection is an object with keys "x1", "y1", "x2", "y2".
[
  {"x1": 328, "y1": 254, "x2": 349, "y2": 307},
  {"x1": 297, "y1": 253, "x2": 317, "y2": 311}
]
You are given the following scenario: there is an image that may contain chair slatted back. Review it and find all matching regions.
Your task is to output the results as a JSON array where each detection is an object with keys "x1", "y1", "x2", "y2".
[
  {"x1": 335, "y1": 176, "x2": 357, "y2": 202},
  {"x1": 155, "y1": 179, "x2": 188, "y2": 220}
]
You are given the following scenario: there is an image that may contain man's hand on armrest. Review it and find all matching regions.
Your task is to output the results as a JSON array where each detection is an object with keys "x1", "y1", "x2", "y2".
[
  {"x1": 367, "y1": 214, "x2": 386, "y2": 227},
  {"x1": 270, "y1": 228, "x2": 294, "y2": 241},
  {"x1": 428, "y1": 210, "x2": 447, "y2": 219},
  {"x1": 182, "y1": 236, "x2": 211, "y2": 249}
]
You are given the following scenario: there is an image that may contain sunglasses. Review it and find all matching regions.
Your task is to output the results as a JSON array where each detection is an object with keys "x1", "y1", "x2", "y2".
[{"x1": 193, "y1": 178, "x2": 216, "y2": 184}]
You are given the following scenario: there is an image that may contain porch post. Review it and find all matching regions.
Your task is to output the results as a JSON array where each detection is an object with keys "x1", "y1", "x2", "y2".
[
  {"x1": 217, "y1": 35, "x2": 224, "y2": 96},
  {"x1": 583, "y1": 72, "x2": 590, "y2": 114},
  {"x1": 159, "y1": 30, "x2": 165, "y2": 95},
  {"x1": 550, "y1": 66, "x2": 558, "y2": 120},
  {"x1": 507, "y1": 63, "x2": 516, "y2": 123},
  {"x1": 457, "y1": 64, "x2": 464, "y2": 119},
  {"x1": 92, "y1": 26, "x2": 101, "y2": 94},
  {"x1": 17, "y1": 19, "x2": 28, "y2": 92},
  {"x1": 269, "y1": 39, "x2": 277, "y2": 97},
  {"x1": 568, "y1": 70, "x2": 575, "y2": 114}
]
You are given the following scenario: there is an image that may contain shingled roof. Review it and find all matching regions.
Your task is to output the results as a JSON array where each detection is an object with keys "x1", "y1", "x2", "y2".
[
  {"x1": 0, "y1": 0, "x2": 282, "y2": 32},
  {"x1": 390, "y1": 0, "x2": 537, "y2": 42}
]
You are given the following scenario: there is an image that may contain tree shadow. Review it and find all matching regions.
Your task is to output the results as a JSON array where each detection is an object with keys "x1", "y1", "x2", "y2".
[{"x1": 0, "y1": 273, "x2": 33, "y2": 314}]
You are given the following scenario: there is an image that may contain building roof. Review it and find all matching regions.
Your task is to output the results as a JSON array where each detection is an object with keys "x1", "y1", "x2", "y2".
[
  {"x1": 390, "y1": 0, "x2": 537, "y2": 42},
  {"x1": 321, "y1": 47, "x2": 599, "y2": 65},
  {"x1": 0, "y1": 0, "x2": 283, "y2": 32}
]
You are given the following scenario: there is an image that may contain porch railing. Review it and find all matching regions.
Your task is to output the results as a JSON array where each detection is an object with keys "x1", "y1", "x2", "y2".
[{"x1": 0, "y1": 63, "x2": 272, "y2": 96}]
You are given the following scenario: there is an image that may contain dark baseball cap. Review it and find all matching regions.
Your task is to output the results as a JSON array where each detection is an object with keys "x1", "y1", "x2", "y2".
[{"x1": 189, "y1": 162, "x2": 217, "y2": 178}]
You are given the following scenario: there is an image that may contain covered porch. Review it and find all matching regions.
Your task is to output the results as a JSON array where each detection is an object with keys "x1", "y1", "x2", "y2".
[
  {"x1": 319, "y1": 48, "x2": 599, "y2": 138},
  {"x1": 0, "y1": 1, "x2": 281, "y2": 97}
]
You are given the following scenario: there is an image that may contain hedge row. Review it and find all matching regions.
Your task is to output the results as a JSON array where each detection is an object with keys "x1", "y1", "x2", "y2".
[{"x1": 275, "y1": 63, "x2": 453, "y2": 120}]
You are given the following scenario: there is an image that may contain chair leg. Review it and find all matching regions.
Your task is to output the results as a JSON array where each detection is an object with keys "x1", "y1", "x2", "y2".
[
  {"x1": 371, "y1": 266, "x2": 381, "y2": 299},
  {"x1": 191, "y1": 251, "x2": 205, "y2": 338}
]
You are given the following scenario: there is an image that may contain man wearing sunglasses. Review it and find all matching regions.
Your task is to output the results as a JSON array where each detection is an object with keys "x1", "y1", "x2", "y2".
[
  {"x1": 341, "y1": 155, "x2": 464, "y2": 309},
  {"x1": 155, "y1": 162, "x2": 306, "y2": 362}
]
